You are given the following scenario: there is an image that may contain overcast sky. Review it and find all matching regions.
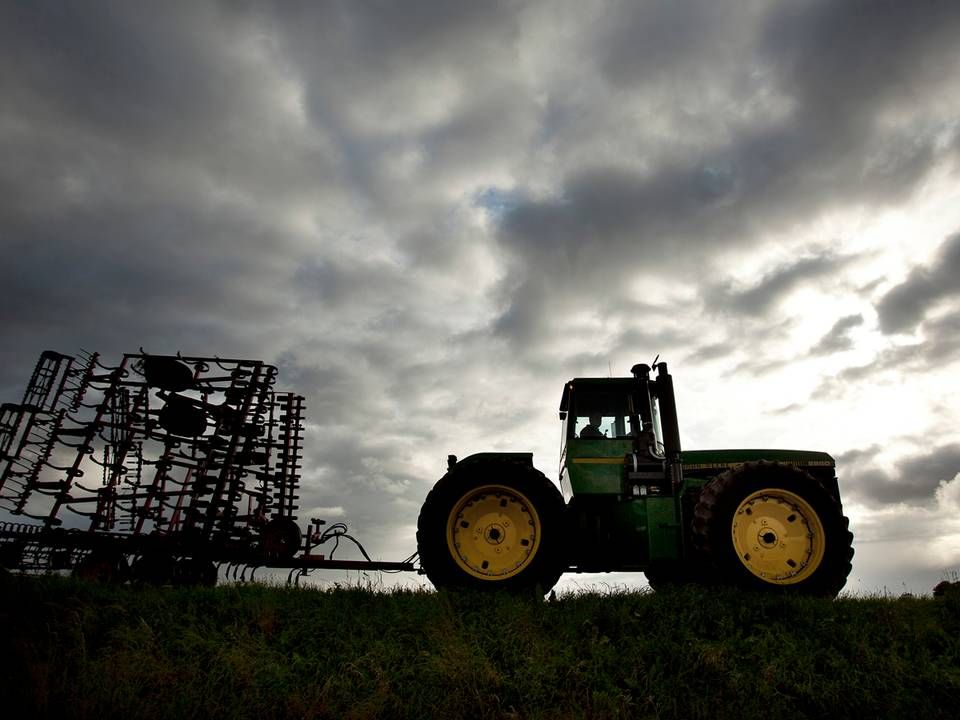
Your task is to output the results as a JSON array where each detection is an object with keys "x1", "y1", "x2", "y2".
[{"x1": 3, "y1": 0, "x2": 960, "y2": 595}]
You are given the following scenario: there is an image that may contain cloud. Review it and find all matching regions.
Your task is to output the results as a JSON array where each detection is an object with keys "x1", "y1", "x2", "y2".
[
  {"x1": 810, "y1": 314, "x2": 864, "y2": 355},
  {"x1": 813, "y1": 308, "x2": 960, "y2": 398},
  {"x1": 839, "y1": 442, "x2": 960, "y2": 508},
  {"x1": 845, "y1": 471, "x2": 960, "y2": 593},
  {"x1": 600, "y1": 0, "x2": 768, "y2": 92},
  {"x1": 876, "y1": 232, "x2": 960, "y2": 333},
  {"x1": 706, "y1": 255, "x2": 855, "y2": 318},
  {"x1": 305, "y1": 506, "x2": 345, "y2": 519},
  {"x1": 490, "y1": 1, "x2": 960, "y2": 356}
]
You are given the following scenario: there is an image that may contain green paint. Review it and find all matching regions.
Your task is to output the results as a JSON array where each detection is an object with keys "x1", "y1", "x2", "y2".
[
  {"x1": 646, "y1": 497, "x2": 680, "y2": 560},
  {"x1": 681, "y1": 448, "x2": 835, "y2": 467},
  {"x1": 564, "y1": 437, "x2": 632, "y2": 494}
]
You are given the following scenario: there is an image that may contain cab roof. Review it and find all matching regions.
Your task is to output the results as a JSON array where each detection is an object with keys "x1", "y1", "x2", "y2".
[{"x1": 558, "y1": 377, "x2": 637, "y2": 414}]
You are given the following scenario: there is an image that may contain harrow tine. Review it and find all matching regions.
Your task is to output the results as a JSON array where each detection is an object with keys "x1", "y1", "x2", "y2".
[{"x1": 0, "y1": 349, "x2": 423, "y2": 585}]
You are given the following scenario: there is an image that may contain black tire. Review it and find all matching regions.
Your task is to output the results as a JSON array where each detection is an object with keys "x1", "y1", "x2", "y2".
[
  {"x1": 692, "y1": 461, "x2": 854, "y2": 597},
  {"x1": 642, "y1": 567, "x2": 681, "y2": 592},
  {"x1": 131, "y1": 551, "x2": 176, "y2": 585},
  {"x1": 0, "y1": 541, "x2": 24, "y2": 570},
  {"x1": 73, "y1": 549, "x2": 129, "y2": 583},
  {"x1": 173, "y1": 556, "x2": 218, "y2": 586},
  {"x1": 644, "y1": 559, "x2": 715, "y2": 592},
  {"x1": 261, "y1": 518, "x2": 302, "y2": 561},
  {"x1": 417, "y1": 461, "x2": 566, "y2": 593}
]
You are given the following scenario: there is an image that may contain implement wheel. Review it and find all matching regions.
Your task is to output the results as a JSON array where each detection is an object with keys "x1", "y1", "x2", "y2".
[
  {"x1": 173, "y1": 557, "x2": 218, "y2": 586},
  {"x1": 130, "y1": 551, "x2": 176, "y2": 585},
  {"x1": 261, "y1": 518, "x2": 302, "y2": 561},
  {"x1": 73, "y1": 549, "x2": 129, "y2": 583},
  {"x1": 417, "y1": 461, "x2": 565, "y2": 593},
  {"x1": 692, "y1": 461, "x2": 853, "y2": 596}
]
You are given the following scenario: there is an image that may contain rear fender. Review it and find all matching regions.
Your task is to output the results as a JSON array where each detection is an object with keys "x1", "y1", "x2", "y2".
[{"x1": 448, "y1": 452, "x2": 534, "y2": 471}]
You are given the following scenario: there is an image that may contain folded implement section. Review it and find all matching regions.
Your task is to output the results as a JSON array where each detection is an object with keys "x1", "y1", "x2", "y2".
[{"x1": 0, "y1": 349, "x2": 415, "y2": 584}]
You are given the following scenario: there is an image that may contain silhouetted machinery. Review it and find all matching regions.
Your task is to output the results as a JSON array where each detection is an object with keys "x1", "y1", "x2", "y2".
[
  {"x1": 415, "y1": 362, "x2": 854, "y2": 597},
  {"x1": 2, "y1": 351, "x2": 853, "y2": 596},
  {"x1": 0, "y1": 350, "x2": 414, "y2": 584}
]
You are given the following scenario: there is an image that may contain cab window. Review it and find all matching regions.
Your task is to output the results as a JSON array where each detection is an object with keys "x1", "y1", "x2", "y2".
[{"x1": 571, "y1": 391, "x2": 637, "y2": 440}]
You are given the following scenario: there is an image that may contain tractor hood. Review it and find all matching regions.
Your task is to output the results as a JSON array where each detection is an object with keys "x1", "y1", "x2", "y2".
[{"x1": 681, "y1": 448, "x2": 835, "y2": 471}]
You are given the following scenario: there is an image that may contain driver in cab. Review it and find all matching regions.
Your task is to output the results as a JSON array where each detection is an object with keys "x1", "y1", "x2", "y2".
[{"x1": 579, "y1": 415, "x2": 605, "y2": 439}]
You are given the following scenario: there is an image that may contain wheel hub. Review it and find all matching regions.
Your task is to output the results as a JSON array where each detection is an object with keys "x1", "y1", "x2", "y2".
[
  {"x1": 731, "y1": 489, "x2": 826, "y2": 585},
  {"x1": 484, "y1": 523, "x2": 506, "y2": 545},
  {"x1": 758, "y1": 528, "x2": 778, "y2": 548},
  {"x1": 446, "y1": 485, "x2": 541, "y2": 580}
]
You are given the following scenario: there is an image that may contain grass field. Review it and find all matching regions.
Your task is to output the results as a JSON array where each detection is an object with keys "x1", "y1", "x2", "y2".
[{"x1": 2, "y1": 573, "x2": 958, "y2": 719}]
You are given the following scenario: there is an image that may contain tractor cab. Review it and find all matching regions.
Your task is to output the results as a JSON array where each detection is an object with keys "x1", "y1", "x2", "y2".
[{"x1": 558, "y1": 363, "x2": 681, "y2": 502}]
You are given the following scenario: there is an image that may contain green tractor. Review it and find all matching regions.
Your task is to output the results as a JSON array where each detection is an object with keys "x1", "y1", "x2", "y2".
[{"x1": 417, "y1": 362, "x2": 854, "y2": 596}]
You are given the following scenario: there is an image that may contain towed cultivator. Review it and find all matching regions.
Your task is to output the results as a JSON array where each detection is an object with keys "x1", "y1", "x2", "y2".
[{"x1": 0, "y1": 350, "x2": 415, "y2": 584}]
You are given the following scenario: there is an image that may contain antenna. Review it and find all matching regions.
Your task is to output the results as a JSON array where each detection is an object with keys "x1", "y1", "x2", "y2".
[{"x1": 608, "y1": 360, "x2": 613, "y2": 378}]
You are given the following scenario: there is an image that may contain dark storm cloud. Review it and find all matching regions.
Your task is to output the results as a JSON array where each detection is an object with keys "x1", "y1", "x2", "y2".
[
  {"x1": 0, "y1": 182, "x2": 293, "y2": 397},
  {"x1": 493, "y1": 0, "x2": 960, "y2": 346},
  {"x1": 497, "y1": 161, "x2": 749, "y2": 283},
  {"x1": 257, "y1": 0, "x2": 527, "y2": 211},
  {"x1": 0, "y1": 3, "x2": 225, "y2": 143},
  {"x1": 0, "y1": 1, "x2": 343, "y2": 386},
  {"x1": 840, "y1": 442, "x2": 960, "y2": 507},
  {"x1": 267, "y1": 0, "x2": 513, "y2": 72},
  {"x1": 0, "y1": 2, "x2": 336, "y2": 202},
  {"x1": 490, "y1": 162, "x2": 741, "y2": 349},
  {"x1": 763, "y1": 0, "x2": 960, "y2": 127},
  {"x1": 876, "y1": 232, "x2": 960, "y2": 334},
  {"x1": 601, "y1": 0, "x2": 764, "y2": 90}
]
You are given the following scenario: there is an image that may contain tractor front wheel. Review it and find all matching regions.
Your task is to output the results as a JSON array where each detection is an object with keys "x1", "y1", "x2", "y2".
[
  {"x1": 692, "y1": 461, "x2": 853, "y2": 596},
  {"x1": 417, "y1": 462, "x2": 566, "y2": 593}
]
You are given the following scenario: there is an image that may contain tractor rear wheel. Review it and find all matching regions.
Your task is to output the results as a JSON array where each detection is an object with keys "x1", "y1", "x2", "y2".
[
  {"x1": 692, "y1": 461, "x2": 853, "y2": 596},
  {"x1": 417, "y1": 462, "x2": 566, "y2": 593}
]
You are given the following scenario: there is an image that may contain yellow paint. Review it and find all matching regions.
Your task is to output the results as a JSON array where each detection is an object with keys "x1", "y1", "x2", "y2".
[
  {"x1": 445, "y1": 484, "x2": 541, "y2": 581},
  {"x1": 730, "y1": 489, "x2": 826, "y2": 585}
]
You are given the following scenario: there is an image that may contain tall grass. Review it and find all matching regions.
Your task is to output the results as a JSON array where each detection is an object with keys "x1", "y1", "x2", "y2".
[{"x1": 1, "y1": 574, "x2": 958, "y2": 719}]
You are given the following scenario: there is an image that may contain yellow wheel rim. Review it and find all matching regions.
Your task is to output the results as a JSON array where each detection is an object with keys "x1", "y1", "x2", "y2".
[
  {"x1": 446, "y1": 484, "x2": 541, "y2": 581},
  {"x1": 731, "y1": 488, "x2": 825, "y2": 585}
]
